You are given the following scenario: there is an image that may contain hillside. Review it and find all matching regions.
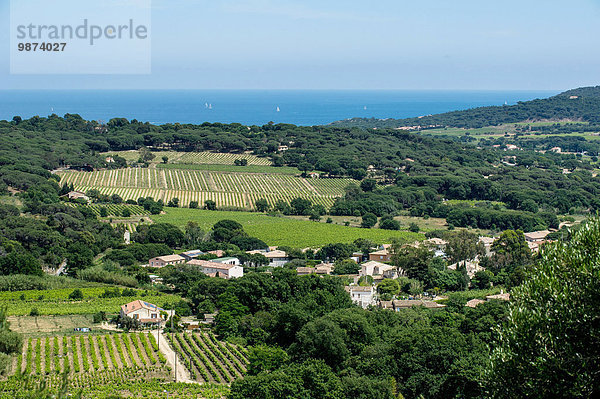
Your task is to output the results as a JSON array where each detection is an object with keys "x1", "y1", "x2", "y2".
[{"x1": 329, "y1": 86, "x2": 600, "y2": 129}]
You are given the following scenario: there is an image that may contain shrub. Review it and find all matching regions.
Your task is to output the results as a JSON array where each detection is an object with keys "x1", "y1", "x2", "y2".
[
  {"x1": 68, "y1": 289, "x2": 83, "y2": 300},
  {"x1": 29, "y1": 308, "x2": 39, "y2": 316}
]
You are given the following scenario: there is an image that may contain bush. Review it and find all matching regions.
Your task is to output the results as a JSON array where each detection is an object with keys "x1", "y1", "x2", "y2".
[
  {"x1": 29, "y1": 308, "x2": 39, "y2": 316},
  {"x1": 68, "y1": 289, "x2": 84, "y2": 300}
]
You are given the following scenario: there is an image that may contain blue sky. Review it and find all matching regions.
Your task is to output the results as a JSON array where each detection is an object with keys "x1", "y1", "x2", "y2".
[{"x1": 1, "y1": 0, "x2": 600, "y2": 90}]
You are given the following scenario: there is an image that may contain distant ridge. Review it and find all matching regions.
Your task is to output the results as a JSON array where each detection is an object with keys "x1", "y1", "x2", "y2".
[{"x1": 329, "y1": 86, "x2": 600, "y2": 129}]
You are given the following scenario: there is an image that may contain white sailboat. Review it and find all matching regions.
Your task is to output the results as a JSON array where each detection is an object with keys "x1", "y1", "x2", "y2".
[
  {"x1": 276, "y1": 106, "x2": 280, "y2": 112},
  {"x1": 364, "y1": 106, "x2": 367, "y2": 110},
  {"x1": 208, "y1": 103, "x2": 213, "y2": 110}
]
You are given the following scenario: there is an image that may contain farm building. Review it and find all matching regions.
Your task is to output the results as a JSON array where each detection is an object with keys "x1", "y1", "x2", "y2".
[
  {"x1": 187, "y1": 259, "x2": 244, "y2": 279},
  {"x1": 180, "y1": 249, "x2": 204, "y2": 261},
  {"x1": 120, "y1": 300, "x2": 174, "y2": 326},
  {"x1": 148, "y1": 254, "x2": 186, "y2": 268}
]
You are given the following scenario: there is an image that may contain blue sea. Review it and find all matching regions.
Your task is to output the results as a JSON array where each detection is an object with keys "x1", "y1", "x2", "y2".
[{"x1": 0, "y1": 90, "x2": 557, "y2": 126}]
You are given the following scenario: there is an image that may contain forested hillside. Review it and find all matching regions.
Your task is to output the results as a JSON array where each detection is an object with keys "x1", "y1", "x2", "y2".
[{"x1": 331, "y1": 86, "x2": 600, "y2": 128}]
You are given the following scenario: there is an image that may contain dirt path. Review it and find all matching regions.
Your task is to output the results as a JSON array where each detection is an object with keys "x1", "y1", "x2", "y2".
[{"x1": 151, "y1": 330, "x2": 196, "y2": 384}]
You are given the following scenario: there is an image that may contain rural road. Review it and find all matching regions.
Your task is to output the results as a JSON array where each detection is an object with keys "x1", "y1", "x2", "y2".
[{"x1": 151, "y1": 330, "x2": 197, "y2": 384}]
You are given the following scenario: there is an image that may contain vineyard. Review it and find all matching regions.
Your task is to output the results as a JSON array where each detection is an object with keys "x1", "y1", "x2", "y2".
[
  {"x1": 58, "y1": 168, "x2": 354, "y2": 209},
  {"x1": 0, "y1": 333, "x2": 229, "y2": 398},
  {"x1": 0, "y1": 288, "x2": 182, "y2": 316},
  {"x1": 104, "y1": 150, "x2": 271, "y2": 166},
  {"x1": 166, "y1": 331, "x2": 248, "y2": 384}
]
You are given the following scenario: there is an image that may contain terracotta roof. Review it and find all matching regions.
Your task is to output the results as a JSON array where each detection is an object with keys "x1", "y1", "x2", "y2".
[
  {"x1": 187, "y1": 259, "x2": 237, "y2": 271},
  {"x1": 465, "y1": 298, "x2": 486, "y2": 308},
  {"x1": 392, "y1": 299, "x2": 445, "y2": 309},
  {"x1": 296, "y1": 267, "x2": 315, "y2": 274},
  {"x1": 153, "y1": 254, "x2": 185, "y2": 262},
  {"x1": 247, "y1": 250, "x2": 288, "y2": 258},
  {"x1": 121, "y1": 300, "x2": 165, "y2": 315}
]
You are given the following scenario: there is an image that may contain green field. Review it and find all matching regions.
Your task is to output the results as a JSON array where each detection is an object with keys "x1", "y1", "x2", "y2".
[
  {"x1": 58, "y1": 168, "x2": 353, "y2": 209},
  {"x1": 66, "y1": 203, "x2": 149, "y2": 217},
  {"x1": 151, "y1": 208, "x2": 424, "y2": 248},
  {"x1": 0, "y1": 288, "x2": 182, "y2": 316}
]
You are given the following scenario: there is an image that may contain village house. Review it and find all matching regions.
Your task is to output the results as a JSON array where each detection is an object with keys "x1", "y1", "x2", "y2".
[
  {"x1": 465, "y1": 298, "x2": 486, "y2": 308},
  {"x1": 479, "y1": 236, "x2": 496, "y2": 256},
  {"x1": 368, "y1": 248, "x2": 392, "y2": 262},
  {"x1": 211, "y1": 257, "x2": 240, "y2": 266},
  {"x1": 448, "y1": 258, "x2": 484, "y2": 279},
  {"x1": 315, "y1": 263, "x2": 334, "y2": 275},
  {"x1": 120, "y1": 300, "x2": 174, "y2": 326},
  {"x1": 247, "y1": 249, "x2": 290, "y2": 267},
  {"x1": 359, "y1": 260, "x2": 403, "y2": 279},
  {"x1": 296, "y1": 267, "x2": 315, "y2": 276},
  {"x1": 148, "y1": 254, "x2": 186, "y2": 268},
  {"x1": 524, "y1": 230, "x2": 551, "y2": 243},
  {"x1": 187, "y1": 259, "x2": 244, "y2": 279},
  {"x1": 380, "y1": 299, "x2": 446, "y2": 311},
  {"x1": 66, "y1": 191, "x2": 89, "y2": 202},
  {"x1": 345, "y1": 285, "x2": 376, "y2": 309}
]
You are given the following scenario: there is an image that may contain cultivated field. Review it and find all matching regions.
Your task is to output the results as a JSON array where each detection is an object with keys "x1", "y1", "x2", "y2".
[
  {"x1": 104, "y1": 150, "x2": 272, "y2": 166},
  {"x1": 58, "y1": 168, "x2": 353, "y2": 209},
  {"x1": 0, "y1": 288, "x2": 181, "y2": 316},
  {"x1": 0, "y1": 332, "x2": 230, "y2": 398},
  {"x1": 166, "y1": 331, "x2": 248, "y2": 384},
  {"x1": 152, "y1": 208, "x2": 425, "y2": 248}
]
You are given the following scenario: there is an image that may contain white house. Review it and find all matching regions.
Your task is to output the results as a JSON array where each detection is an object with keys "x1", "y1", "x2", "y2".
[
  {"x1": 120, "y1": 300, "x2": 174, "y2": 326},
  {"x1": 360, "y1": 261, "x2": 403, "y2": 278},
  {"x1": 148, "y1": 254, "x2": 186, "y2": 268},
  {"x1": 212, "y1": 257, "x2": 240, "y2": 266},
  {"x1": 187, "y1": 259, "x2": 244, "y2": 279},
  {"x1": 345, "y1": 285, "x2": 376, "y2": 309},
  {"x1": 247, "y1": 250, "x2": 290, "y2": 267}
]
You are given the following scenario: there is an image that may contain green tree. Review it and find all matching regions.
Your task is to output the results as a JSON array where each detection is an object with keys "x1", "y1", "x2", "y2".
[
  {"x1": 377, "y1": 279, "x2": 400, "y2": 296},
  {"x1": 332, "y1": 259, "x2": 360, "y2": 275},
  {"x1": 360, "y1": 179, "x2": 377, "y2": 192},
  {"x1": 487, "y1": 219, "x2": 600, "y2": 398},
  {"x1": 247, "y1": 345, "x2": 289, "y2": 375},
  {"x1": 68, "y1": 289, "x2": 83, "y2": 300},
  {"x1": 361, "y1": 213, "x2": 377, "y2": 228},
  {"x1": 204, "y1": 200, "x2": 217, "y2": 210},
  {"x1": 255, "y1": 198, "x2": 270, "y2": 212},
  {"x1": 161, "y1": 155, "x2": 168, "y2": 164}
]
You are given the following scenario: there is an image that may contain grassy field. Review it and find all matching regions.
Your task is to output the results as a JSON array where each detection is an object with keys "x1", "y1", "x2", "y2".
[
  {"x1": 58, "y1": 168, "x2": 353, "y2": 209},
  {"x1": 0, "y1": 288, "x2": 182, "y2": 316},
  {"x1": 8, "y1": 315, "x2": 94, "y2": 335},
  {"x1": 421, "y1": 121, "x2": 600, "y2": 141},
  {"x1": 152, "y1": 208, "x2": 424, "y2": 248}
]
